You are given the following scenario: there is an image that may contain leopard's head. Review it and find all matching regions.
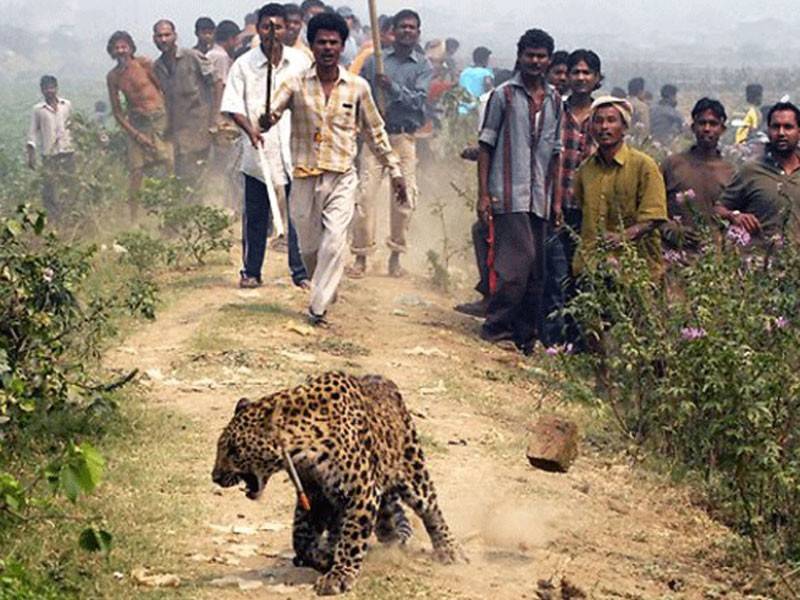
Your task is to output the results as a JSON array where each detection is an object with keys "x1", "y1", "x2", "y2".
[{"x1": 211, "y1": 396, "x2": 283, "y2": 500}]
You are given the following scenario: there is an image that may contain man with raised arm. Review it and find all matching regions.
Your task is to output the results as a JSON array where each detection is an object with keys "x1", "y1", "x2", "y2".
[{"x1": 269, "y1": 12, "x2": 407, "y2": 326}]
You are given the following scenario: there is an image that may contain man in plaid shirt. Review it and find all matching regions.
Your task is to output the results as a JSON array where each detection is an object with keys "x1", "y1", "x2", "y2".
[{"x1": 270, "y1": 12, "x2": 407, "y2": 325}]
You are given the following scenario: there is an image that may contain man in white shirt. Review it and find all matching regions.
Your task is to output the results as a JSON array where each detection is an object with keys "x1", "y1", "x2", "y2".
[
  {"x1": 221, "y1": 3, "x2": 312, "y2": 289},
  {"x1": 27, "y1": 75, "x2": 75, "y2": 218}
]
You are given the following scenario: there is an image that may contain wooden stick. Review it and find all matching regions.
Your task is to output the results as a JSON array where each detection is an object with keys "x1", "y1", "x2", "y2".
[{"x1": 367, "y1": 0, "x2": 385, "y2": 110}]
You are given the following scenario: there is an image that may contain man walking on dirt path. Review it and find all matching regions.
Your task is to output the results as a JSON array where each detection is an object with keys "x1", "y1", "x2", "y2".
[
  {"x1": 27, "y1": 75, "x2": 75, "y2": 219},
  {"x1": 477, "y1": 28, "x2": 563, "y2": 354},
  {"x1": 347, "y1": 9, "x2": 432, "y2": 279},
  {"x1": 221, "y1": 3, "x2": 311, "y2": 290},
  {"x1": 107, "y1": 30, "x2": 174, "y2": 219},
  {"x1": 153, "y1": 19, "x2": 220, "y2": 184},
  {"x1": 269, "y1": 12, "x2": 407, "y2": 326}
]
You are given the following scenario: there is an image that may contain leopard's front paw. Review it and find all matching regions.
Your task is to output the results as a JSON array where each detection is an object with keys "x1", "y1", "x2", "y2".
[
  {"x1": 434, "y1": 542, "x2": 468, "y2": 565},
  {"x1": 313, "y1": 568, "x2": 356, "y2": 596}
]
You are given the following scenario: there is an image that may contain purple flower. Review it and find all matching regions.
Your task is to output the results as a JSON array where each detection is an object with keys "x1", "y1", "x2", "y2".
[
  {"x1": 681, "y1": 327, "x2": 707, "y2": 341},
  {"x1": 663, "y1": 249, "x2": 687, "y2": 264},
  {"x1": 684, "y1": 188, "x2": 696, "y2": 201},
  {"x1": 770, "y1": 234, "x2": 785, "y2": 249},
  {"x1": 726, "y1": 225, "x2": 751, "y2": 247},
  {"x1": 776, "y1": 316, "x2": 789, "y2": 329},
  {"x1": 545, "y1": 343, "x2": 574, "y2": 356}
]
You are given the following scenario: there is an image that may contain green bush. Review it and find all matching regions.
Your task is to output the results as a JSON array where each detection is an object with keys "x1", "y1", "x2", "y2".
[
  {"x1": 549, "y1": 224, "x2": 800, "y2": 561},
  {"x1": 140, "y1": 177, "x2": 232, "y2": 265}
]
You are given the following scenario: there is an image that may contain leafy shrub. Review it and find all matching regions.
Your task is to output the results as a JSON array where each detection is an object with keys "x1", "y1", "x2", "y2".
[
  {"x1": 548, "y1": 225, "x2": 800, "y2": 561},
  {"x1": 140, "y1": 177, "x2": 232, "y2": 265}
]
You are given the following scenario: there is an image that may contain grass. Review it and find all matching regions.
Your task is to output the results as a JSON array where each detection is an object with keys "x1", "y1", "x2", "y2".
[{"x1": 1, "y1": 391, "x2": 208, "y2": 599}]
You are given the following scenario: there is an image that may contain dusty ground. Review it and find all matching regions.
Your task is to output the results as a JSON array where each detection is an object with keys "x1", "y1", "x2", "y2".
[{"x1": 103, "y1": 246, "x2": 749, "y2": 600}]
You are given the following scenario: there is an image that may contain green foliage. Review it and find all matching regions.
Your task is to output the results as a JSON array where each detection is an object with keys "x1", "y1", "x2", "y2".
[
  {"x1": 547, "y1": 227, "x2": 800, "y2": 561},
  {"x1": 45, "y1": 442, "x2": 104, "y2": 504},
  {"x1": 0, "y1": 559, "x2": 63, "y2": 600},
  {"x1": 78, "y1": 525, "x2": 113, "y2": 556},
  {"x1": 140, "y1": 177, "x2": 233, "y2": 265}
]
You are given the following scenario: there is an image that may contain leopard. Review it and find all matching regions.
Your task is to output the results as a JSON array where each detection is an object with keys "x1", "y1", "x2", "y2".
[{"x1": 211, "y1": 371, "x2": 465, "y2": 596}]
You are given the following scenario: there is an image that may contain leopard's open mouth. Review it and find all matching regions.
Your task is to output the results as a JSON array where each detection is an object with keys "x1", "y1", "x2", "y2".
[{"x1": 241, "y1": 472, "x2": 264, "y2": 500}]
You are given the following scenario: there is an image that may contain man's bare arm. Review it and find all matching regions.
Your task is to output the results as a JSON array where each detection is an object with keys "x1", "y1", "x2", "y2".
[
  {"x1": 228, "y1": 112, "x2": 262, "y2": 148},
  {"x1": 477, "y1": 142, "x2": 494, "y2": 224}
]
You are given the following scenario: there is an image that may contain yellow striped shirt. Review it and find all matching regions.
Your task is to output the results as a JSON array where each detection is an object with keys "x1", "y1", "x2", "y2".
[{"x1": 271, "y1": 65, "x2": 401, "y2": 178}]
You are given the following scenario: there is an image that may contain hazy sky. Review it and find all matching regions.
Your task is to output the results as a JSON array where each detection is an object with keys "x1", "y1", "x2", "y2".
[{"x1": 3, "y1": 0, "x2": 799, "y2": 68}]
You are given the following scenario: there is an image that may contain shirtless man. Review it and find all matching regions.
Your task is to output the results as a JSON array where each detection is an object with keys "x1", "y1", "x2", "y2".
[{"x1": 106, "y1": 30, "x2": 173, "y2": 218}]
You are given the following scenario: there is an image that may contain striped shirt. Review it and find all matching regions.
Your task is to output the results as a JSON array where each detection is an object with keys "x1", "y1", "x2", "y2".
[
  {"x1": 271, "y1": 65, "x2": 400, "y2": 178},
  {"x1": 560, "y1": 102, "x2": 596, "y2": 211}
]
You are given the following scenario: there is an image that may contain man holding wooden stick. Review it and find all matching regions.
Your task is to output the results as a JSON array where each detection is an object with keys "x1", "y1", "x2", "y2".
[
  {"x1": 269, "y1": 12, "x2": 406, "y2": 325},
  {"x1": 221, "y1": 3, "x2": 311, "y2": 289},
  {"x1": 348, "y1": 9, "x2": 432, "y2": 278}
]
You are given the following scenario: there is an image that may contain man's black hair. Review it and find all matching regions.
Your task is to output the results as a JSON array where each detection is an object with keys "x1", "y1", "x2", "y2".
[
  {"x1": 611, "y1": 86, "x2": 627, "y2": 98},
  {"x1": 746, "y1": 83, "x2": 763, "y2": 105},
  {"x1": 284, "y1": 3, "x2": 303, "y2": 17},
  {"x1": 516, "y1": 29, "x2": 554, "y2": 57},
  {"x1": 195, "y1": 17, "x2": 215, "y2": 32},
  {"x1": 306, "y1": 12, "x2": 348, "y2": 45},
  {"x1": 393, "y1": 9, "x2": 420, "y2": 29},
  {"x1": 300, "y1": 0, "x2": 325, "y2": 15},
  {"x1": 661, "y1": 84, "x2": 678, "y2": 99},
  {"x1": 472, "y1": 46, "x2": 491, "y2": 65},
  {"x1": 258, "y1": 3, "x2": 287, "y2": 24},
  {"x1": 40, "y1": 75, "x2": 58, "y2": 88},
  {"x1": 548, "y1": 50, "x2": 568, "y2": 70},
  {"x1": 628, "y1": 77, "x2": 645, "y2": 95},
  {"x1": 244, "y1": 12, "x2": 258, "y2": 25},
  {"x1": 153, "y1": 19, "x2": 176, "y2": 33},
  {"x1": 567, "y1": 48, "x2": 601, "y2": 74},
  {"x1": 215, "y1": 20, "x2": 241, "y2": 42},
  {"x1": 691, "y1": 97, "x2": 727, "y2": 123},
  {"x1": 767, "y1": 101, "x2": 800, "y2": 128},
  {"x1": 378, "y1": 14, "x2": 393, "y2": 32},
  {"x1": 106, "y1": 30, "x2": 137, "y2": 58},
  {"x1": 445, "y1": 38, "x2": 459, "y2": 53}
]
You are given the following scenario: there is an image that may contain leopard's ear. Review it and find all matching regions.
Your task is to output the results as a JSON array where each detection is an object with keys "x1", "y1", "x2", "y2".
[{"x1": 235, "y1": 398, "x2": 251, "y2": 414}]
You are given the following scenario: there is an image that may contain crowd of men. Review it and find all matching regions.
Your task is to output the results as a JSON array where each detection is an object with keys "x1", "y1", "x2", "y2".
[{"x1": 24, "y1": 2, "x2": 800, "y2": 351}]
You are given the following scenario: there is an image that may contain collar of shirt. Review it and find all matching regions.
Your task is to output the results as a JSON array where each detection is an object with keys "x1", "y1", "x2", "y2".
[
  {"x1": 592, "y1": 142, "x2": 630, "y2": 167},
  {"x1": 304, "y1": 64, "x2": 355, "y2": 86},
  {"x1": 762, "y1": 149, "x2": 800, "y2": 175},
  {"x1": 384, "y1": 46, "x2": 420, "y2": 63},
  {"x1": 37, "y1": 98, "x2": 68, "y2": 113},
  {"x1": 252, "y1": 45, "x2": 293, "y2": 70},
  {"x1": 507, "y1": 71, "x2": 559, "y2": 103},
  {"x1": 688, "y1": 144, "x2": 722, "y2": 159}
]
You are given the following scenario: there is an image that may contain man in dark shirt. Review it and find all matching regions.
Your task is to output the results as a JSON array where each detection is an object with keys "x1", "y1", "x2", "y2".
[
  {"x1": 153, "y1": 19, "x2": 218, "y2": 182},
  {"x1": 348, "y1": 8, "x2": 433, "y2": 278},
  {"x1": 716, "y1": 101, "x2": 800, "y2": 246},
  {"x1": 649, "y1": 84, "x2": 684, "y2": 144},
  {"x1": 661, "y1": 97, "x2": 734, "y2": 248}
]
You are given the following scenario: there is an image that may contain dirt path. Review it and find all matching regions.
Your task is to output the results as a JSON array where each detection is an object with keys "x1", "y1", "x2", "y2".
[{"x1": 105, "y1": 252, "x2": 744, "y2": 599}]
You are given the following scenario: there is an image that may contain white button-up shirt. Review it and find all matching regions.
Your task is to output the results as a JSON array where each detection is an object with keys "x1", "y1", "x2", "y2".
[
  {"x1": 221, "y1": 44, "x2": 311, "y2": 186},
  {"x1": 27, "y1": 98, "x2": 74, "y2": 157}
]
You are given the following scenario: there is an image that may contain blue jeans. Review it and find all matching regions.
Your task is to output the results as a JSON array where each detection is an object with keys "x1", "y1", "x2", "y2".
[{"x1": 241, "y1": 175, "x2": 308, "y2": 284}]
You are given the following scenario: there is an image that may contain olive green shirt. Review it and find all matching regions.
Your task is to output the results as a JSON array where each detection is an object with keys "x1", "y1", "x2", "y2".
[
  {"x1": 719, "y1": 151, "x2": 800, "y2": 244},
  {"x1": 573, "y1": 143, "x2": 668, "y2": 274}
]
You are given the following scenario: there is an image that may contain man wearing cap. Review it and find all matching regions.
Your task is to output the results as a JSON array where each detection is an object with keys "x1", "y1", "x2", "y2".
[
  {"x1": 573, "y1": 96, "x2": 667, "y2": 277},
  {"x1": 348, "y1": 8, "x2": 432, "y2": 278},
  {"x1": 477, "y1": 28, "x2": 563, "y2": 353}
]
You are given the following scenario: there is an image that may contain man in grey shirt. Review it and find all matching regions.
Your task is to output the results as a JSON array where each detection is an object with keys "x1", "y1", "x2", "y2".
[
  {"x1": 153, "y1": 19, "x2": 219, "y2": 183},
  {"x1": 348, "y1": 8, "x2": 432, "y2": 278},
  {"x1": 477, "y1": 28, "x2": 562, "y2": 353}
]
